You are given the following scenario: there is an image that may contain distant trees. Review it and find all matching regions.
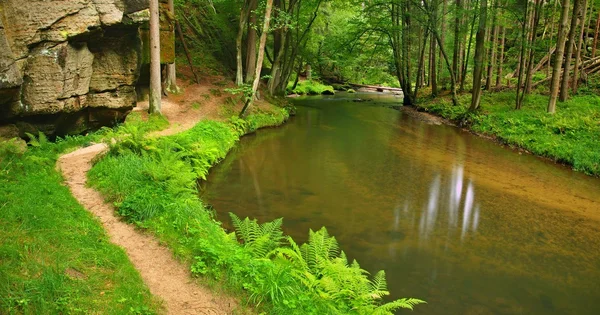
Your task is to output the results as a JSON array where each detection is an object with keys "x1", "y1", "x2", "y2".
[{"x1": 173, "y1": 0, "x2": 600, "y2": 115}]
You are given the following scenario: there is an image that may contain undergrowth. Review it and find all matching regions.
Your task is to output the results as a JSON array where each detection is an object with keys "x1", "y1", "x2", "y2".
[
  {"x1": 0, "y1": 112, "x2": 164, "y2": 314},
  {"x1": 417, "y1": 91, "x2": 600, "y2": 176},
  {"x1": 287, "y1": 80, "x2": 335, "y2": 96},
  {"x1": 88, "y1": 109, "x2": 424, "y2": 314}
]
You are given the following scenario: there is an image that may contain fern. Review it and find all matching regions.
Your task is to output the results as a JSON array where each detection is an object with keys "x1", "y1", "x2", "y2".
[
  {"x1": 25, "y1": 132, "x2": 48, "y2": 148},
  {"x1": 229, "y1": 213, "x2": 284, "y2": 258},
  {"x1": 372, "y1": 298, "x2": 427, "y2": 314}
]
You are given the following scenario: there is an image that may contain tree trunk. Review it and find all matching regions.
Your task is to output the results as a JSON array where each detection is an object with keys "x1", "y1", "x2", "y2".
[
  {"x1": 524, "y1": 0, "x2": 542, "y2": 94},
  {"x1": 415, "y1": 29, "x2": 430, "y2": 99},
  {"x1": 516, "y1": 1, "x2": 529, "y2": 109},
  {"x1": 573, "y1": 0, "x2": 588, "y2": 93},
  {"x1": 438, "y1": 0, "x2": 447, "y2": 85},
  {"x1": 496, "y1": 24, "x2": 506, "y2": 89},
  {"x1": 560, "y1": 0, "x2": 582, "y2": 101},
  {"x1": 149, "y1": 0, "x2": 161, "y2": 114},
  {"x1": 486, "y1": 0, "x2": 498, "y2": 90},
  {"x1": 470, "y1": 0, "x2": 487, "y2": 111},
  {"x1": 461, "y1": 0, "x2": 479, "y2": 92},
  {"x1": 548, "y1": 0, "x2": 571, "y2": 114},
  {"x1": 165, "y1": 0, "x2": 179, "y2": 94},
  {"x1": 430, "y1": 26, "x2": 438, "y2": 96},
  {"x1": 453, "y1": 0, "x2": 462, "y2": 86},
  {"x1": 236, "y1": 2, "x2": 248, "y2": 86},
  {"x1": 240, "y1": 0, "x2": 274, "y2": 117},
  {"x1": 593, "y1": 12, "x2": 600, "y2": 58},
  {"x1": 245, "y1": 0, "x2": 259, "y2": 84}
]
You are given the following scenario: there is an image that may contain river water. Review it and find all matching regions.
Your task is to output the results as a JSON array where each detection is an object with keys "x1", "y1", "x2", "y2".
[{"x1": 201, "y1": 93, "x2": 600, "y2": 314}]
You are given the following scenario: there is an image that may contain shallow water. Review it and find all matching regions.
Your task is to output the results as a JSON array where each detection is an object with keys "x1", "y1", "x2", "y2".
[{"x1": 201, "y1": 93, "x2": 600, "y2": 314}]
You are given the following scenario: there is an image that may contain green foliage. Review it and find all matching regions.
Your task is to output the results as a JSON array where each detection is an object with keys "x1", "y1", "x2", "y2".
[
  {"x1": 230, "y1": 213, "x2": 284, "y2": 258},
  {"x1": 288, "y1": 80, "x2": 335, "y2": 95},
  {"x1": 419, "y1": 92, "x2": 600, "y2": 176}
]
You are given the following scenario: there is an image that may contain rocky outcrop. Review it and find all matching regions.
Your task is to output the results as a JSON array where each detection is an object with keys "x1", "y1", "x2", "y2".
[{"x1": 0, "y1": 0, "x2": 174, "y2": 137}]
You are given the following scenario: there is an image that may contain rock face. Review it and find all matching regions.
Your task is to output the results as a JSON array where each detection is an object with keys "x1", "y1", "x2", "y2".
[{"x1": 0, "y1": 0, "x2": 173, "y2": 137}]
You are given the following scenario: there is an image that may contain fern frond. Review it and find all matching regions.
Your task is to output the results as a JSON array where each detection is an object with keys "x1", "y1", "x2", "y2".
[
  {"x1": 370, "y1": 270, "x2": 388, "y2": 293},
  {"x1": 373, "y1": 298, "x2": 426, "y2": 314}
]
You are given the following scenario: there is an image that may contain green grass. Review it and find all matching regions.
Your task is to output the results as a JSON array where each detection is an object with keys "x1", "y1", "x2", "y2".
[
  {"x1": 87, "y1": 108, "x2": 423, "y2": 314},
  {"x1": 417, "y1": 91, "x2": 600, "y2": 176},
  {"x1": 287, "y1": 80, "x2": 335, "y2": 95},
  {"x1": 0, "y1": 112, "x2": 167, "y2": 314}
]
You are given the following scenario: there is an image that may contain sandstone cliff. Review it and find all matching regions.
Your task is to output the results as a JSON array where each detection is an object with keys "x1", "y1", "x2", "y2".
[{"x1": 0, "y1": 0, "x2": 173, "y2": 138}]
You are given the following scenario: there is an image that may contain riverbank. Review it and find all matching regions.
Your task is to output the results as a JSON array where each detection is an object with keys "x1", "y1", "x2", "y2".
[
  {"x1": 87, "y1": 95, "x2": 423, "y2": 313},
  {"x1": 412, "y1": 91, "x2": 600, "y2": 177}
]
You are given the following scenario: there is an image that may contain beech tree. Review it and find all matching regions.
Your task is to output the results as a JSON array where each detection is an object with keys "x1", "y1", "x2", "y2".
[{"x1": 149, "y1": 0, "x2": 162, "y2": 114}]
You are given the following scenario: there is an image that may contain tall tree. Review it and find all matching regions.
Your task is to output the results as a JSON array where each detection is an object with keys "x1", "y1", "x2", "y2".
[
  {"x1": 470, "y1": 0, "x2": 487, "y2": 111},
  {"x1": 560, "y1": 0, "x2": 582, "y2": 101},
  {"x1": 236, "y1": 1, "x2": 251, "y2": 86},
  {"x1": 165, "y1": 0, "x2": 179, "y2": 94},
  {"x1": 453, "y1": 0, "x2": 463, "y2": 86},
  {"x1": 548, "y1": 0, "x2": 571, "y2": 114},
  {"x1": 573, "y1": 0, "x2": 589, "y2": 93},
  {"x1": 149, "y1": 0, "x2": 162, "y2": 114},
  {"x1": 240, "y1": 0, "x2": 274, "y2": 116},
  {"x1": 245, "y1": 0, "x2": 259, "y2": 84}
]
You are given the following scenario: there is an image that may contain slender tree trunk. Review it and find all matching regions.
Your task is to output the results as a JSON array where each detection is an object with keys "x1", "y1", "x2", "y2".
[
  {"x1": 165, "y1": 0, "x2": 179, "y2": 94},
  {"x1": 149, "y1": 0, "x2": 161, "y2": 114},
  {"x1": 461, "y1": 0, "x2": 479, "y2": 92},
  {"x1": 523, "y1": 0, "x2": 542, "y2": 100},
  {"x1": 438, "y1": 0, "x2": 447, "y2": 85},
  {"x1": 486, "y1": 0, "x2": 498, "y2": 90},
  {"x1": 415, "y1": 29, "x2": 430, "y2": 99},
  {"x1": 496, "y1": 24, "x2": 506, "y2": 89},
  {"x1": 548, "y1": 0, "x2": 571, "y2": 113},
  {"x1": 560, "y1": 0, "x2": 582, "y2": 101},
  {"x1": 593, "y1": 12, "x2": 600, "y2": 58},
  {"x1": 245, "y1": 0, "x2": 258, "y2": 84},
  {"x1": 516, "y1": 1, "x2": 529, "y2": 109},
  {"x1": 573, "y1": 0, "x2": 588, "y2": 93},
  {"x1": 470, "y1": 0, "x2": 487, "y2": 111},
  {"x1": 453, "y1": 0, "x2": 463, "y2": 86},
  {"x1": 236, "y1": 2, "x2": 248, "y2": 86},
  {"x1": 430, "y1": 26, "x2": 438, "y2": 95},
  {"x1": 240, "y1": 0, "x2": 274, "y2": 117}
]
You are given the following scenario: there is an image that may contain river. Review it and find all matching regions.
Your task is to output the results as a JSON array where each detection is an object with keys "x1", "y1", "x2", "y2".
[{"x1": 201, "y1": 92, "x2": 600, "y2": 314}]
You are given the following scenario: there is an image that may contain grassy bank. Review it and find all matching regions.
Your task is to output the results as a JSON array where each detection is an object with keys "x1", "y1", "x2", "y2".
[
  {"x1": 415, "y1": 91, "x2": 600, "y2": 176},
  {"x1": 0, "y1": 113, "x2": 167, "y2": 314},
  {"x1": 87, "y1": 107, "x2": 423, "y2": 314}
]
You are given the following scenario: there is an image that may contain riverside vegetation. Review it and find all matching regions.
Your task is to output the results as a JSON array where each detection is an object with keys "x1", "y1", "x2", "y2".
[
  {"x1": 87, "y1": 107, "x2": 424, "y2": 314},
  {"x1": 416, "y1": 90, "x2": 600, "y2": 176}
]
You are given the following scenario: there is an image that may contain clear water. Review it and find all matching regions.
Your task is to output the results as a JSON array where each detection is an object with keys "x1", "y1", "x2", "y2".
[{"x1": 201, "y1": 93, "x2": 600, "y2": 314}]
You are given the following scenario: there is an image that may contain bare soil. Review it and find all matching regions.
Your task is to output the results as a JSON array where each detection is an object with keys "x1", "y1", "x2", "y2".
[{"x1": 57, "y1": 78, "x2": 279, "y2": 314}]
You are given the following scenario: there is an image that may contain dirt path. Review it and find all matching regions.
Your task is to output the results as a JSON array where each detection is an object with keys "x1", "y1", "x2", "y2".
[{"x1": 58, "y1": 97, "x2": 239, "y2": 315}]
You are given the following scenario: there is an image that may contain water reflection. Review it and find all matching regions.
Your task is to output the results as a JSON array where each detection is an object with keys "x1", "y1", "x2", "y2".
[{"x1": 401, "y1": 163, "x2": 481, "y2": 243}]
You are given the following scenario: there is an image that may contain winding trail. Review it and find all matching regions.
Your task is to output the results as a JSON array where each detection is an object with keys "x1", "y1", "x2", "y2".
[{"x1": 57, "y1": 99, "x2": 238, "y2": 315}]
